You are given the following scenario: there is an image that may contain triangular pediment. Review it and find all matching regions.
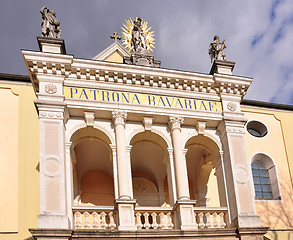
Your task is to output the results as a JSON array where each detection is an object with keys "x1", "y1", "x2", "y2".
[{"x1": 93, "y1": 42, "x2": 130, "y2": 63}]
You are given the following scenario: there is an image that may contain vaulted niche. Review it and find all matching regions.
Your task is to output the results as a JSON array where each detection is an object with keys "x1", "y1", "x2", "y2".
[
  {"x1": 130, "y1": 131, "x2": 170, "y2": 207},
  {"x1": 185, "y1": 135, "x2": 223, "y2": 207},
  {"x1": 71, "y1": 127, "x2": 114, "y2": 206}
]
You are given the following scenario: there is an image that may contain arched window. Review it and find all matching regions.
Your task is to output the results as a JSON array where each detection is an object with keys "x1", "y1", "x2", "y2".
[
  {"x1": 251, "y1": 154, "x2": 281, "y2": 200},
  {"x1": 251, "y1": 161, "x2": 273, "y2": 199}
]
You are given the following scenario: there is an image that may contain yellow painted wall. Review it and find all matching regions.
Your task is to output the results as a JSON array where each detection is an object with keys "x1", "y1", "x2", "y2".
[
  {"x1": 105, "y1": 50, "x2": 124, "y2": 63},
  {"x1": 0, "y1": 82, "x2": 39, "y2": 240},
  {"x1": 242, "y1": 106, "x2": 293, "y2": 239}
]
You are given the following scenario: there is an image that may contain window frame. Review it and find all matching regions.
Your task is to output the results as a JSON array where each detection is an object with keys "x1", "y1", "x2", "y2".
[{"x1": 250, "y1": 153, "x2": 281, "y2": 201}]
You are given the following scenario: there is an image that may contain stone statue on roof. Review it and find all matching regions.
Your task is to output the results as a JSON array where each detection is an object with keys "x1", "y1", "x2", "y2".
[
  {"x1": 208, "y1": 35, "x2": 226, "y2": 63},
  {"x1": 40, "y1": 6, "x2": 61, "y2": 38},
  {"x1": 131, "y1": 18, "x2": 147, "y2": 54}
]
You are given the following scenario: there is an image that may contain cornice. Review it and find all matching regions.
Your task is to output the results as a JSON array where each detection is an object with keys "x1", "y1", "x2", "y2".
[{"x1": 22, "y1": 50, "x2": 252, "y2": 99}]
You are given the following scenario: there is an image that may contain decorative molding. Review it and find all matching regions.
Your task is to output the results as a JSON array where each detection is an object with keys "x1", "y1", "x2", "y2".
[
  {"x1": 112, "y1": 111, "x2": 127, "y2": 126},
  {"x1": 39, "y1": 110, "x2": 63, "y2": 119},
  {"x1": 226, "y1": 127, "x2": 244, "y2": 133},
  {"x1": 227, "y1": 102, "x2": 237, "y2": 112},
  {"x1": 234, "y1": 165, "x2": 250, "y2": 183},
  {"x1": 22, "y1": 50, "x2": 252, "y2": 99},
  {"x1": 45, "y1": 83, "x2": 57, "y2": 94},
  {"x1": 43, "y1": 156, "x2": 60, "y2": 177},
  {"x1": 169, "y1": 116, "x2": 184, "y2": 131},
  {"x1": 133, "y1": 177, "x2": 157, "y2": 193},
  {"x1": 84, "y1": 112, "x2": 95, "y2": 126},
  {"x1": 143, "y1": 117, "x2": 153, "y2": 131},
  {"x1": 196, "y1": 121, "x2": 206, "y2": 135}
]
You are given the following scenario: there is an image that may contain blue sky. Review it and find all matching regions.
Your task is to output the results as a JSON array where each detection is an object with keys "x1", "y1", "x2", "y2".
[{"x1": 0, "y1": 0, "x2": 292, "y2": 104}]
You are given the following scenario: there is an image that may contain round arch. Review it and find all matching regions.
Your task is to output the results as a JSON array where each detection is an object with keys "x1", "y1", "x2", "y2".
[
  {"x1": 127, "y1": 127, "x2": 172, "y2": 149},
  {"x1": 67, "y1": 123, "x2": 114, "y2": 146},
  {"x1": 185, "y1": 134, "x2": 222, "y2": 207}
]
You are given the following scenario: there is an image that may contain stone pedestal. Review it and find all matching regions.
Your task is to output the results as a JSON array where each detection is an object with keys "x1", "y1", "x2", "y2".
[
  {"x1": 209, "y1": 60, "x2": 235, "y2": 75},
  {"x1": 37, "y1": 36, "x2": 66, "y2": 54},
  {"x1": 116, "y1": 199, "x2": 137, "y2": 231},
  {"x1": 124, "y1": 53, "x2": 161, "y2": 67},
  {"x1": 174, "y1": 200, "x2": 197, "y2": 230}
]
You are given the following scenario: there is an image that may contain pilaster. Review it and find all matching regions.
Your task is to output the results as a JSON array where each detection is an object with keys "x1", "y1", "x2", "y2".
[
  {"x1": 217, "y1": 120, "x2": 261, "y2": 228},
  {"x1": 34, "y1": 58, "x2": 69, "y2": 228}
]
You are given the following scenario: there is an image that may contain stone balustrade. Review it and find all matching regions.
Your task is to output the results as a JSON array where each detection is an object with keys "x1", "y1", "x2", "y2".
[
  {"x1": 73, "y1": 206, "x2": 116, "y2": 229},
  {"x1": 134, "y1": 207, "x2": 174, "y2": 230},
  {"x1": 193, "y1": 207, "x2": 228, "y2": 229},
  {"x1": 72, "y1": 206, "x2": 228, "y2": 230}
]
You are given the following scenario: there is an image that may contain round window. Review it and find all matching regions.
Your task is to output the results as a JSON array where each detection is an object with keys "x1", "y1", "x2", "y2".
[{"x1": 246, "y1": 121, "x2": 268, "y2": 138}]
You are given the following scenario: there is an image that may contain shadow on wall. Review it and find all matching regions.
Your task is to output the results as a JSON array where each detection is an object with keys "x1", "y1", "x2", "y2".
[{"x1": 256, "y1": 173, "x2": 293, "y2": 240}]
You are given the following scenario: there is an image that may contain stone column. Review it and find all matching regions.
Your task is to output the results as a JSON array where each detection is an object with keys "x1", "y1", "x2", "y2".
[
  {"x1": 169, "y1": 116, "x2": 190, "y2": 200},
  {"x1": 166, "y1": 148, "x2": 177, "y2": 205},
  {"x1": 218, "y1": 120, "x2": 261, "y2": 228},
  {"x1": 110, "y1": 145, "x2": 119, "y2": 200},
  {"x1": 112, "y1": 111, "x2": 133, "y2": 199},
  {"x1": 112, "y1": 111, "x2": 136, "y2": 231},
  {"x1": 169, "y1": 116, "x2": 197, "y2": 230},
  {"x1": 65, "y1": 142, "x2": 74, "y2": 228}
]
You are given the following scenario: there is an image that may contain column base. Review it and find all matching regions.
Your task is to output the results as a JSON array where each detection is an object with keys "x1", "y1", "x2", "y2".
[
  {"x1": 37, "y1": 214, "x2": 69, "y2": 229},
  {"x1": 115, "y1": 199, "x2": 137, "y2": 231},
  {"x1": 29, "y1": 229, "x2": 72, "y2": 240},
  {"x1": 231, "y1": 214, "x2": 261, "y2": 228},
  {"x1": 174, "y1": 200, "x2": 197, "y2": 230},
  {"x1": 236, "y1": 227, "x2": 269, "y2": 240}
]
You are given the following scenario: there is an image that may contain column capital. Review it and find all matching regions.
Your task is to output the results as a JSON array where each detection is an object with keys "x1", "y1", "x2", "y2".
[
  {"x1": 112, "y1": 111, "x2": 127, "y2": 126},
  {"x1": 169, "y1": 116, "x2": 184, "y2": 131}
]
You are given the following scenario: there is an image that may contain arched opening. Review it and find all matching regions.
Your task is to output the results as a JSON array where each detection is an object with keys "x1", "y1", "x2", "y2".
[
  {"x1": 70, "y1": 127, "x2": 114, "y2": 206},
  {"x1": 130, "y1": 131, "x2": 170, "y2": 207},
  {"x1": 185, "y1": 135, "x2": 223, "y2": 207},
  {"x1": 251, "y1": 153, "x2": 280, "y2": 200}
]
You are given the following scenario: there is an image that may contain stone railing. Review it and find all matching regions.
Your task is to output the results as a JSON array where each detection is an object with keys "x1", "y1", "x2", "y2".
[
  {"x1": 193, "y1": 207, "x2": 228, "y2": 229},
  {"x1": 73, "y1": 206, "x2": 117, "y2": 229},
  {"x1": 134, "y1": 207, "x2": 174, "y2": 230}
]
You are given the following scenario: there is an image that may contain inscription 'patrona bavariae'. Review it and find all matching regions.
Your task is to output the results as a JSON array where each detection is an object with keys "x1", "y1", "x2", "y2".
[{"x1": 64, "y1": 86, "x2": 222, "y2": 112}]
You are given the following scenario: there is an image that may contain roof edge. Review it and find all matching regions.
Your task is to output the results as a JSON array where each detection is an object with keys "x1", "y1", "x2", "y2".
[
  {"x1": 0, "y1": 72, "x2": 30, "y2": 82},
  {"x1": 241, "y1": 99, "x2": 293, "y2": 111}
]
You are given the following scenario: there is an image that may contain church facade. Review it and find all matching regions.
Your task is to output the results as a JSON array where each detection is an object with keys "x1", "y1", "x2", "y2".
[{"x1": 0, "y1": 17, "x2": 293, "y2": 240}]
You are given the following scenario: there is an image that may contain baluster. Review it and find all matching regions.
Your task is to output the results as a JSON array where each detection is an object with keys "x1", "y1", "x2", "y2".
[
  {"x1": 205, "y1": 212, "x2": 212, "y2": 228},
  {"x1": 198, "y1": 212, "x2": 205, "y2": 228},
  {"x1": 194, "y1": 212, "x2": 198, "y2": 229},
  {"x1": 74, "y1": 211, "x2": 82, "y2": 229},
  {"x1": 151, "y1": 212, "x2": 158, "y2": 229},
  {"x1": 135, "y1": 212, "x2": 143, "y2": 229},
  {"x1": 100, "y1": 212, "x2": 108, "y2": 229},
  {"x1": 143, "y1": 212, "x2": 150, "y2": 229},
  {"x1": 108, "y1": 212, "x2": 116, "y2": 229},
  {"x1": 219, "y1": 212, "x2": 226, "y2": 228},
  {"x1": 92, "y1": 211, "x2": 99, "y2": 229},
  {"x1": 212, "y1": 212, "x2": 219, "y2": 228},
  {"x1": 84, "y1": 211, "x2": 91, "y2": 228},
  {"x1": 166, "y1": 212, "x2": 174, "y2": 229},
  {"x1": 159, "y1": 212, "x2": 168, "y2": 229}
]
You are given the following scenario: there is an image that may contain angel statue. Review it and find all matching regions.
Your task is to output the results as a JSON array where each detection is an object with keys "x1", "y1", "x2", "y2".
[
  {"x1": 40, "y1": 6, "x2": 61, "y2": 38},
  {"x1": 208, "y1": 35, "x2": 226, "y2": 63}
]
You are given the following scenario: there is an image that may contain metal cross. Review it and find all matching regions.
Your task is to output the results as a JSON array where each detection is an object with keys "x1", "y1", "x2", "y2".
[{"x1": 110, "y1": 32, "x2": 121, "y2": 42}]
